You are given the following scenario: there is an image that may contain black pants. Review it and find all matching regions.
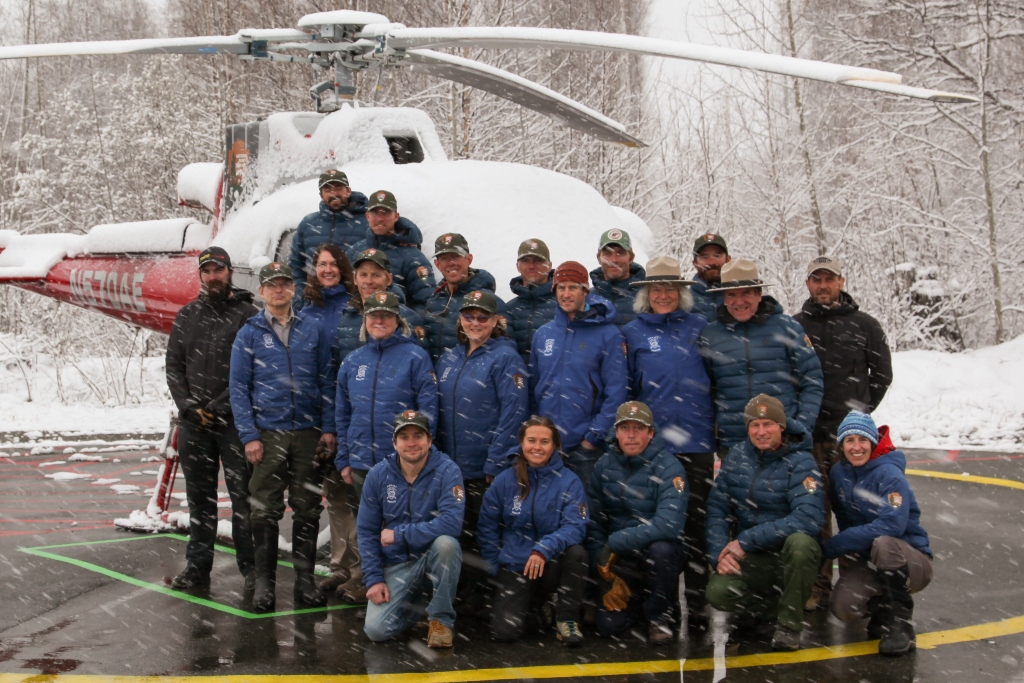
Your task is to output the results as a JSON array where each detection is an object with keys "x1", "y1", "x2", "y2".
[
  {"x1": 597, "y1": 540, "x2": 682, "y2": 637},
  {"x1": 675, "y1": 452, "x2": 715, "y2": 615},
  {"x1": 178, "y1": 423, "x2": 254, "y2": 575},
  {"x1": 459, "y1": 478, "x2": 488, "y2": 553},
  {"x1": 491, "y1": 544, "x2": 589, "y2": 641}
]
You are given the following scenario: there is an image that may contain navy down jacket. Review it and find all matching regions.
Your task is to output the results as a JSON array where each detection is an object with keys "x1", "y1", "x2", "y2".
[
  {"x1": 505, "y1": 274, "x2": 558, "y2": 365},
  {"x1": 229, "y1": 310, "x2": 336, "y2": 445},
  {"x1": 296, "y1": 284, "x2": 352, "y2": 369},
  {"x1": 478, "y1": 452, "x2": 588, "y2": 575},
  {"x1": 357, "y1": 448, "x2": 465, "y2": 587},
  {"x1": 530, "y1": 295, "x2": 628, "y2": 450},
  {"x1": 824, "y1": 427, "x2": 931, "y2": 559},
  {"x1": 423, "y1": 268, "x2": 506, "y2": 362},
  {"x1": 705, "y1": 435, "x2": 824, "y2": 568},
  {"x1": 334, "y1": 333, "x2": 438, "y2": 472},
  {"x1": 335, "y1": 298, "x2": 429, "y2": 362},
  {"x1": 689, "y1": 277, "x2": 724, "y2": 323},
  {"x1": 589, "y1": 263, "x2": 645, "y2": 327},
  {"x1": 623, "y1": 310, "x2": 714, "y2": 453},
  {"x1": 436, "y1": 338, "x2": 529, "y2": 480},
  {"x1": 698, "y1": 296, "x2": 824, "y2": 451},
  {"x1": 289, "y1": 194, "x2": 370, "y2": 299},
  {"x1": 586, "y1": 430, "x2": 689, "y2": 558},
  {"x1": 347, "y1": 218, "x2": 436, "y2": 309}
]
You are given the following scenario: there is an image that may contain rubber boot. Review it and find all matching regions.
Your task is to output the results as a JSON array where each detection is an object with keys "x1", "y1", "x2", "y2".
[
  {"x1": 866, "y1": 596, "x2": 892, "y2": 639},
  {"x1": 252, "y1": 521, "x2": 279, "y2": 613},
  {"x1": 878, "y1": 565, "x2": 915, "y2": 656},
  {"x1": 293, "y1": 519, "x2": 327, "y2": 607}
]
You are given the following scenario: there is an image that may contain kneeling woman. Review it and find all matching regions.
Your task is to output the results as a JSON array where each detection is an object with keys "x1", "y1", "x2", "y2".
[
  {"x1": 478, "y1": 417, "x2": 589, "y2": 646},
  {"x1": 825, "y1": 411, "x2": 933, "y2": 657}
]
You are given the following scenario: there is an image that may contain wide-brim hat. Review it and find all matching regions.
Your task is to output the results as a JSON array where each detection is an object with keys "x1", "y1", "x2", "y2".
[
  {"x1": 630, "y1": 256, "x2": 697, "y2": 288},
  {"x1": 705, "y1": 259, "x2": 772, "y2": 293}
]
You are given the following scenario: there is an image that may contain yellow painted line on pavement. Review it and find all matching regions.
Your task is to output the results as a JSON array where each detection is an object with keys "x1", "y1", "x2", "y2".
[{"x1": 907, "y1": 468, "x2": 1024, "y2": 490}]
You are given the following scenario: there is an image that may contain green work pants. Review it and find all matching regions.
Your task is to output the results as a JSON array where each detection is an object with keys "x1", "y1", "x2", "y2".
[{"x1": 248, "y1": 428, "x2": 324, "y2": 525}]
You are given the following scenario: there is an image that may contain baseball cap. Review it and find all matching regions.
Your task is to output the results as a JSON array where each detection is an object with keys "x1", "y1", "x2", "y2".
[
  {"x1": 460, "y1": 290, "x2": 499, "y2": 315},
  {"x1": 517, "y1": 238, "x2": 550, "y2": 262},
  {"x1": 318, "y1": 169, "x2": 349, "y2": 189},
  {"x1": 367, "y1": 190, "x2": 398, "y2": 212},
  {"x1": 393, "y1": 410, "x2": 431, "y2": 435},
  {"x1": 258, "y1": 262, "x2": 293, "y2": 285},
  {"x1": 198, "y1": 246, "x2": 231, "y2": 270},
  {"x1": 598, "y1": 229, "x2": 632, "y2": 251},
  {"x1": 614, "y1": 401, "x2": 655, "y2": 429},
  {"x1": 743, "y1": 394, "x2": 786, "y2": 429},
  {"x1": 692, "y1": 233, "x2": 729, "y2": 256},
  {"x1": 353, "y1": 248, "x2": 391, "y2": 271},
  {"x1": 363, "y1": 291, "x2": 401, "y2": 316},
  {"x1": 806, "y1": 255, "x2": 843, "y2": 278},
  {"x1": 434, "y1": 233, "x2": 470, "y2": 258}
]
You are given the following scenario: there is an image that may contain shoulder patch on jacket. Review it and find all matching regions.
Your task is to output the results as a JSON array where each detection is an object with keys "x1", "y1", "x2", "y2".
[
  {"x1": 417, "y1": 266, "x2": 430, "y2": 280},
  {"x1": 804, "y1": 334, "x2": 814, "y2": 348},
  {"x1": 579, "y1": 503, "x2": 588, "y2": 520},
  {"x1": 414, "y1": 326, "x2": 426, "y2": 340},
  {"x1": 622, "y1": 342, "x2": 628, "y2": 357},
  {"x1": 803, "y1": 476, "x2": 819, "y2": 493},
  {"x1": 452, "y1": 485, "x2": 465, "y2": 503},
  {"x1": 672, "y1": 476, "x2": 686, "y2": 493},
  {"x1": 887, "y1": 492, "x2": 903, "y2": 508},
  {"x1": 429, "y1": 370, "x2": 437, "y2": 383},
  {"x1": 512, "y1": 373, "x2": 525, "y2": 390}
]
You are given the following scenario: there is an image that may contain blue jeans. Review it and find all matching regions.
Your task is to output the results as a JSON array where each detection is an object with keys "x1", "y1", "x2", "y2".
[{"x1": 363, "y1": 535, "x2": 462, "y2": 641}]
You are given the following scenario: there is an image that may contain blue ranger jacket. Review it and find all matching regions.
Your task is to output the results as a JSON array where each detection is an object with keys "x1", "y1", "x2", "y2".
[
  {"x1": 334, "y1": 333, "x2": 438, "y2": 472},
  {"x1": 478, "y1": 452, "x2": 588, "y2": 575},
  {"x1": 335, "y1": 297, "x2": 430, "y2": 362},
  {"x1": 289, "y1": 194, "x2": 370, "y2": 299},
  {"x1": 623, "y1": 310, "x2": 714, "y2": 453},
  {"x1": 589, "y1": 263, "x2": 646, "y2": 328},
  {"x1": 422, "y1": 268, "x2": 506, "y2": 362},
  {"x1": 698, "y1": 296, "x2": 824, "y2": 452},
  {"x1": 586, "y1": 430, "x2": 689, "y2": 558},
  {"x1": 357, "y1": 448, "x2": 465, "y2": 587},
  {"x1": 530, "y1": 295, "x2": 628, "y2": 450},
  {"x1": 229, "y1": 309, "x2": 336, "y2": 445},
  {"x1": 824, "y1": 427, "x2": 932, "y2": 559},
  {"x1": 689, "y1": 276, "x2": 724, "y2": 323},
  {"x1": 505, "y1": 273, "x2": 557, "y2": 365},
  {"x1": 705, "y1": 435, "x2": 824, "y2": 568},
  {"x1": 346, "y1": 217, "x2": 436, "y2": 309},
  {"x1": 435, "y1": 337, "x2": 529, "y2": 480},
  {"x1": 296, "y1": 284, "x2": 352, "y2": 369}
]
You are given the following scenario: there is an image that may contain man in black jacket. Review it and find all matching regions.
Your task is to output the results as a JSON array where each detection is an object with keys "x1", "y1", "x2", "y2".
[
  {"x1": 793, "y1": 255, "x2": 893, "y2": 610},
  {"x1": 165, "y1": 247, "x2": 258, "y2": 590}
]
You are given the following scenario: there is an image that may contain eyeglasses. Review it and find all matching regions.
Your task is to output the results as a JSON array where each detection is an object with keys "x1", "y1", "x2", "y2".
[{"x1": 460, "y1": 312, "x2": 493, "y2": 323}]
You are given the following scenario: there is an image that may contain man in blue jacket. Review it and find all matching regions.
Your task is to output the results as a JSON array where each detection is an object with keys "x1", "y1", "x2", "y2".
[
  {"x1": 530, "y1": 261, "x2": 628, "y2": 486},
  {"x1": 589, "y1": 229, "x2": 645, "y2": 327},
  {"x1": 689, "y1": 233, "x2": 731, "y2": 322},
  {"x1": 289, "y1": 169, "x2": 370, "y2": 300},
  {"x1": 705, "y1": 395, "x2": 824, "y2": 652},
  {"x1": 699, "y1": 259, "x2": 824, "y2": 455},
  {"x1": 359, "y1": 411, "x2": 465, "y2": 649},
  {"x1": 229, "y1": 262, "x2": 336, "y2": 613},
  {"x1": 587, "y1": 401, "x2": 689, "y2": 644},
  {"x1": 346, "y1": 190, "x2": 436, "y2": 309},
  {"x1": 505, "y1": 238, "x2": 557, "y2": 365},
  {"x1": 423, "y1": 232, "x2": 505, "y2": 361}
]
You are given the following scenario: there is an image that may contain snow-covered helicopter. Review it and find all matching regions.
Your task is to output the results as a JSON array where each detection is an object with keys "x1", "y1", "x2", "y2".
[{"x1": 0, "y1": 10, "x2": 976, "y2": 335}]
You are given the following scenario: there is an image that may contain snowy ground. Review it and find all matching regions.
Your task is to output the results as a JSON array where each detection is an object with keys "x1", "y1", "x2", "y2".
[{"x1": 2, "y1": 335, "x2": 1022, "y2": 451}]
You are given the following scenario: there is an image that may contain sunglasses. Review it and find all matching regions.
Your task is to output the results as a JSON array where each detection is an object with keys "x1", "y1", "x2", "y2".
[{"x1": 460, "y1": 312, "x2": 493, "y2": 323}]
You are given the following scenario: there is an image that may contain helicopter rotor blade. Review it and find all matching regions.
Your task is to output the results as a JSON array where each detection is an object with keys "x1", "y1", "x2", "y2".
[
  {"x1": 404, "y1": 49, "x2": 645, "y2": 147},
  {"x1": 373, "y1": 27, "x2": 978, "y2": 104}
]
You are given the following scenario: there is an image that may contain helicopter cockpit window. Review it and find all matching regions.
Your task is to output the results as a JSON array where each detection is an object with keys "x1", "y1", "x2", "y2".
[{"x1": 384, "y1": 135, "x2": 424, "y2": 164}]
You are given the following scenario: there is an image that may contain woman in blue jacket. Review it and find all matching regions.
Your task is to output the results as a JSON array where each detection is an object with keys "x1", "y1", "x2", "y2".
[
  {"x1": 436, "y1": 290, "x2": 529, "y2": 549},
  {"x1": 624, "y1": 255, "x2": 714, "y2": 630},
  {"x1": 825, "y1": 411, "x2": 932, "y2": 657},
  {"x1": 479, "y1": 416, "x2": 589, "y2": 646}
]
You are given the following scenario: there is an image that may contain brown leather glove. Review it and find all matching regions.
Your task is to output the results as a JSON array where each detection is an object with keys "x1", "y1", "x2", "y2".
[{"x1": 602, "y1": 575, "x2": 632, "y2": 612}]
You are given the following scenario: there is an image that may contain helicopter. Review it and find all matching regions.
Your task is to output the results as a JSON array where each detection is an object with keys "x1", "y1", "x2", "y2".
[{"x1": 0, "y1": 9, "x2": 977, "y2": 335}]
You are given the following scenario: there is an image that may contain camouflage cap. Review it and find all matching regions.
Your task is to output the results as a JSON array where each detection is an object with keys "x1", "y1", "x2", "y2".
[
  {"x1": 434, "y1": 232, "x2": 470, "y2": 258},
  {"x1": 198, "y1": 246, "x2": 231, "y2": 270},
  {"x1": 362, "y1": 290, "x2": 401, "y2": 316},
  {"x1": 460, "y1": 290, "x2": 498, "y2": 315},
  {"x1": 806, "y1": 255, "x2": 843, "y2": 278},
  {"x1": 692, "y1": 232, "x2": 728, "y2": 256},
  {"x1": 258, "y1": 261, "x2": 293, "y2": 284},
  {"x1": 353, "y1": 248, "x2": 391, "y2": 271},
  {"x1": 367, "y1": 190, "x2": 398, "y2": 212},
  {"x1": 393, "y1": 410, "x2": 431, "y2": 436},
  {"x1": 517, "y1": 238, "x2": 550, "y2": 262},
  {"x1": 598, "y1": 228, "x2": 632, "y2": 251},
  {"x1": 614, "y1": 401, "x2": 655, "y2": 429},
  {"x1": 744, "y1": 394, "x2": 786, "y2": 429},
  {"x1": 318, "y1": 169, "x2": 349, "y2": 189}
]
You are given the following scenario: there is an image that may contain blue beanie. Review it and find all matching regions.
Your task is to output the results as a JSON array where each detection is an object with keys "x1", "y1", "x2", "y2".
[{"x1": 837, "y1": 411, "x2": 878, "y2": 445}]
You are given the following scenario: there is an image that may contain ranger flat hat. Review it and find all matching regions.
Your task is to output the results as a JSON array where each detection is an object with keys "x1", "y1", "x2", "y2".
[
  {"x1": 367, "y1": 190, "x2": 398, "y2": 212},
  {"x1": 393, "y1": 410, "x2": 431, "y2": 435},
  {"x1": 806, "y1": 255, "x2": 843, "y2": 278},
  {"x1": 258, "y1": 261, "x2": 293, "y2": 284},
  {"x1": 706, "y1": 259, "x2": 771, "y2": 293},
  {"x1": 363, "y1": 291, "x2": 401, "y2": 316},
  {"x1": 598, "y1": 228, "x2": 632, "y2": 251},
  {"x1": 630, "y1": 256, "x2": 697, "y2": 288},
  {"x1": 517, "y1": 238, "x2": 551, "y2": 262},
  {"x1": 692, "y1": 232, "x2": 728, "y2": 256},
  {"x1": 198, "y1": 246, "x2": 231, "y2": 269},
  {"x1": 434, "y1": 232, "x2": 470, "y2": 258},
  {"x1": 318, "y1": 169, "x2": 349, "y2": 189},
  {"x1": 460, "y1": 290, "x2": 499, "y2": 315},
  {"x1": 614, "y1": 401, "x2": 656, "y2": 429}
]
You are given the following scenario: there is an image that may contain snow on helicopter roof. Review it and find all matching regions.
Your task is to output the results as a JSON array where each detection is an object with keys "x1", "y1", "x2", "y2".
[{"x1": 0, "y1": 232, "x2": 87, "y2": 279}]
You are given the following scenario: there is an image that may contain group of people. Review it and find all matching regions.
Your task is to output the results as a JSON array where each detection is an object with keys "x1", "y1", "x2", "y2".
[{"x1": 163, "y1": 168, "x2": 931, "y2": 657}]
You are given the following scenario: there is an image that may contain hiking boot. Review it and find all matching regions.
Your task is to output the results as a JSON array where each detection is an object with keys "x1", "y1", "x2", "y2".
[
  {"x1": 555, "y1": 620, "x2": 584, "y2": 647},
  {"x1": 648, "y1": 621, "x2": 674, "y2": 645},
  {"x1": 171, "y1": 565, "x2": 209, "y2": 590},
  {"x1": 426, "y1": 620, "x2": 453, "y2": 649},
  {"x1": 252, "y1": 521, "x2": 279, "y2": 613},
  {"x1": 878, "y1": 565, "x2": 916, "y2": 656},
  {"x1": 292, "y1": 519, "x2": 327, "y2": 608},
  {"x1": 804, "y1": 586, "x2": 830, "y2": 611},
  {"x1": 243, "y1": 571, "x2": 256, "y2": 593},
  {"x1": 771, "y1": 625, "x2": 802, "y2": 651},
  {"x1": 339, "y1": 577, "x2": 369, "y2": 604},
  {"x1": 319, "y1": 572, "x2": 349, "y2": 593}
]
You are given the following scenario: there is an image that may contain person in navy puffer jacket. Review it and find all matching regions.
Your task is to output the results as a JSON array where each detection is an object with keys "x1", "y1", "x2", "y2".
[
  {"x1": 423, "y1": 232, "x2": 505, "y2": 362},
  {"x1": 698, "y1": 259, "x2": 823, "y2": 454},
  {"x1": 505, "y1": 238, "x2": 558, "y2": 365},
  {"x1": 530, "y1": 261, "x2": 628, "y2": 487},
  {"x1": 623, "y1": 255, "x2": 715, "y2": 629},
  {"x1": 587, "y1": 402, "x2": 688, "y2": 644},
  {"x1": 479, "y1": 416, "x2": 589, "y2": 646},
  {"x1": 358, "y1": 411, "x2": 464, "y2": 648},
  {"x1": 289, "y1": 169, "x2": 370, "y2": 301},
  {"x1": 334, "y1": 292, "x2": 438, "y2": 496},
  {"x1": 346, "y1": 190, "x2": 436, "y2": 309},
  {"x1": 688, "y1": 232, "x2": 731, "y2": 323},
  {"x1": 589, "y1": 228, "x2": 646, "y2": 328},
  {"x1": 825, "y1": 411, "x2": 932, "y2": 657},
  {"x1": 705, "y1": 395, "x2": 823, "y2": 652}
]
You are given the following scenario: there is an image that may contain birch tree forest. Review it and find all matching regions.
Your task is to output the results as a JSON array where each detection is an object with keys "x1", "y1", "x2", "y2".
[{"x1": 1, "y1": 0, "x2": 1022, "y2": 394}]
